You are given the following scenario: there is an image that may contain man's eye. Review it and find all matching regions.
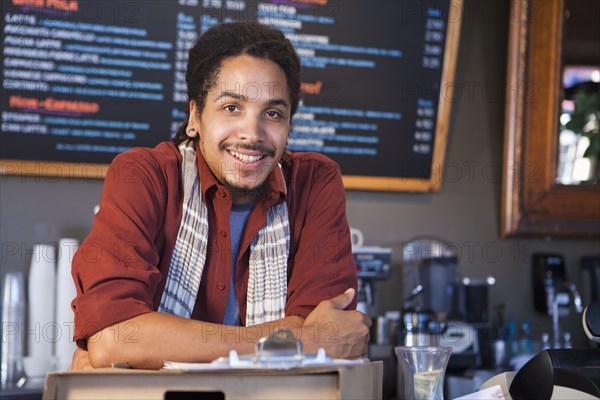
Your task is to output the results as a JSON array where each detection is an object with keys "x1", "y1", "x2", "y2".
[
  {"x1": 224, "y1": 105, "x2": 238, "y2": 112},
  {"x1": 266, "y1": 110, "x2": 281, "y2": 118}
]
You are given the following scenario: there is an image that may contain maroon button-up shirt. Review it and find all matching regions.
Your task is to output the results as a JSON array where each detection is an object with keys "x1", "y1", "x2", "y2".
[{"x1": 72, "y1": 141, "x2": 357, "y2": 347}]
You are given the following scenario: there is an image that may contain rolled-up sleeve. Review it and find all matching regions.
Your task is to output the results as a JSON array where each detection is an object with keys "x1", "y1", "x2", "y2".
[
  {"x1": 72, "y1": 149, "x2": 168, "y2": 348},
  {"x1": 285, "y1": 156, "x2": 357, "y2": 318}
]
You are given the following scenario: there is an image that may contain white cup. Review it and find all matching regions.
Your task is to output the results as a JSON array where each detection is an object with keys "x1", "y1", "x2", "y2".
[
  {"x1": 350, "y1": 227, "x2": 364, "y2": 248},
  {"x1": 23, "y1": 356, "x2": 55, "y2": 379}
]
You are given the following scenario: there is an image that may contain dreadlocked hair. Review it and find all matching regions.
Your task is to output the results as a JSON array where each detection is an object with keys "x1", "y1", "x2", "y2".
[{"x1": 173, "y1": 21, "x2": 301, "y2": 151}]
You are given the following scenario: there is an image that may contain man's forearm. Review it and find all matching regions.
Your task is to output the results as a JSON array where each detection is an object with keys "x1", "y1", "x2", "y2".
[
  {"x1": 87, "y1": 312, "x2": 306, "y2": 369},
  {"x1": 85, "y1": 289, "x2": 368, "y2": 370}
]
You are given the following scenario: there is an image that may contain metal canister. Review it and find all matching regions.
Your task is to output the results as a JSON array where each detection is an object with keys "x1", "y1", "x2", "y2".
[{"x1": 401, "y1": 308, "x2": 446, "y2": 347}]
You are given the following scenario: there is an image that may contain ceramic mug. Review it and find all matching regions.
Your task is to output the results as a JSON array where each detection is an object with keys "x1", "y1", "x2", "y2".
[{"x1": 350, "y1": 227, "x2": 364, "y2": 248}]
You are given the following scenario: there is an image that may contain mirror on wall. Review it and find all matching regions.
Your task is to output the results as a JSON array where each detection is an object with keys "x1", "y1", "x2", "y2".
[
  {"x1": 556, "y1": 0, "x2": 600, "y2": 185},
  {"x1": 501, "y1": 0, "x2": 600, "y2": 238}
]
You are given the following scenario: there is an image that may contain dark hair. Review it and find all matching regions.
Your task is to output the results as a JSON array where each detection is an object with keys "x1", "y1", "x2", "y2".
[{"x1": 173, "y1": 22, "x2": 301, "y2": 145}]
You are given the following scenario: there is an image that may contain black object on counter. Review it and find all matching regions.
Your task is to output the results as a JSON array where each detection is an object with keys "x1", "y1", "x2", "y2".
[
  {"x1": 509, "y1": 349, "x2": 600, "y2": 400},
  {"x1": 531, "y1": 253, "x2": 567, "y2": 314},
  {"x1": 584, "y1": 302, "x2": 600, "y2": 342},
  {"x1": 581, "y1": 256, "x2": 600, "y2": 302}
]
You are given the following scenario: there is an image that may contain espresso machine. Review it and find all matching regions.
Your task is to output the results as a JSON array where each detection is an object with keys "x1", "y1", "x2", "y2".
[
  {"x1": 353, "y1": 246, "x2": 392, "y2": 313},
  {"x1": 402, "y1": 237, "x2": 495, "y2": 370},
  {"x1": 352, "y1": 245, "x2": 394, "y2": 397}
]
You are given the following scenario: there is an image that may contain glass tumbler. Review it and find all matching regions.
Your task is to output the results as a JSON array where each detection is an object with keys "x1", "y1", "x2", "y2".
[{"x1": 395, "y1": 346, "x2": 452, "y2": 400}]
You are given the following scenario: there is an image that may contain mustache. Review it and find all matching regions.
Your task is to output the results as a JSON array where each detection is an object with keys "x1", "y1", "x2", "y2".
[{"x1": 220, "y1": 142, "x2": 276, "y2": 158}]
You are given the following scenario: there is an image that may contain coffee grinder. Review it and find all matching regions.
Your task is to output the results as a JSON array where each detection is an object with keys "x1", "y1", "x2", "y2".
[
  {"x1": 442, "y1": 276, "x2": 496, "y2": 369},
  {"x1": 401, "y1": 237, "x2": 459, "y2": 319}
]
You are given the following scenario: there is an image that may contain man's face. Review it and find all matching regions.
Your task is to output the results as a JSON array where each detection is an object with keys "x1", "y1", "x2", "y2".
[{"x1": 189, "y1": 55, "x2": 291, "y2": 203}]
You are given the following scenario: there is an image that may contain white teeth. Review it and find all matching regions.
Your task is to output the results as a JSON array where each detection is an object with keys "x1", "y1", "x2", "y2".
[{"x1": 229, "y1": 150, "x2": 263, "y2": 163}]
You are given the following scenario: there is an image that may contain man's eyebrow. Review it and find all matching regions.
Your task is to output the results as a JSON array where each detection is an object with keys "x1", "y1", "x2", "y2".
[
  {"x1": 214, "y1": 91, "x2": 244, "y2": 102},
  {"x1": 268, "y1": 98, "x2": 289, "y2": 107},
  {"x1": 214, "y1": 91, "x2": 290, "y2": 108}
]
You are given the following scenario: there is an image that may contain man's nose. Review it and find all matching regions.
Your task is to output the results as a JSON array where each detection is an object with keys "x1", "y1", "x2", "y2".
[{"x1": 238, "y1": 113, "x2": 265, "y2": 142}]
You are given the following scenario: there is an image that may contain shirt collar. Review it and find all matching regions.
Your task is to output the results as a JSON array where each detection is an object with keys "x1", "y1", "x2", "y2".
[{"x1": 194, "y1": 141, "x2": 287, "y2": 207}]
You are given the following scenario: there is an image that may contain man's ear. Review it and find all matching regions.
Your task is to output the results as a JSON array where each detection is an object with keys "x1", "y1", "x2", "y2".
[
  {"x1": 187, "y1": 100, "x2": 200, "y2": 138},
  {"x1": 189, "y1": 100, "x2": 199, "y2": 118}
]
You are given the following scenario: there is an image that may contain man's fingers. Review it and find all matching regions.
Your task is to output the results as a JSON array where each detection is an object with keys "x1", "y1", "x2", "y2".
[
  {"x1": 68, "y1": 348, "x2": 93, "y2": 371},
  {"x1": 363, "y1": 313, "x2": 373, "y2": 327},
  {"x1": 328, "y1": 288, "x2": 355, "y2": 310}
]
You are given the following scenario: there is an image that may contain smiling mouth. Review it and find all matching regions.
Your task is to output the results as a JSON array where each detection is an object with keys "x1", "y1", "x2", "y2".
[{"x1": 228, "y1": 150, "x2": 265, "y2": 163}]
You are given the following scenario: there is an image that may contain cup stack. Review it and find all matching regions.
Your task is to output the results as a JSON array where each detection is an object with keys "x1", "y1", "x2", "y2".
[
  {"x1": 1, "y1": 271, "x2": 26, "y2": 385},
  {"x1": 26, "y1": 244, "x2": 57, "y2": 378},
  {"x1": 54, "y1": 238, "x2": 80, "y2": 371}
]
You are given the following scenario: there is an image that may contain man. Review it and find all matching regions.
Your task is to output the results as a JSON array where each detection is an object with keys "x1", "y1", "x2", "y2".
[{"x1": 70, "y1": 21, "x2": 370, "y2": 370}]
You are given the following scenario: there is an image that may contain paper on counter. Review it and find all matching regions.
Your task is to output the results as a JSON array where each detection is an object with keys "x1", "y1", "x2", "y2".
[
  {"x1": 453, "y1": 384, "x2": 506, "y2": 400},
  {"x1": 163, "y1": 357, "x2": 366, "y2": 371}
]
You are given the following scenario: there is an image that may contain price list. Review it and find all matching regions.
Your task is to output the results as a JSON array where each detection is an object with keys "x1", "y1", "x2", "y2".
[{"x1": 412, "y1": 7, "x2": 446, "y2": 157}]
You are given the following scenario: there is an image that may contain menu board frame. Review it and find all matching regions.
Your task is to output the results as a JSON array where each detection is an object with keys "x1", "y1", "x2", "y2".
[
  {"x1": 0, "y1": 0, "x2": 463, "y2": 192},
  {"x1": 343, "y1": 1, "x2": 462, "y2": 192}
]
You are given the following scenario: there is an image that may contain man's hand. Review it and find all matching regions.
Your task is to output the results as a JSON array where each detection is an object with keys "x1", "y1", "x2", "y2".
[
  {"x1": 300, "y1": 288, "x2": 371, "y2": 359},
  {"x1": 68, "y1": 348, "x2": 94, "y2": 371}
]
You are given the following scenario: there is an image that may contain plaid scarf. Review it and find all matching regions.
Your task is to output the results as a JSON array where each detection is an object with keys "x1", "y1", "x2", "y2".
[{"x1": 158, "y1": 142, "x2": 290, "y2": 326}]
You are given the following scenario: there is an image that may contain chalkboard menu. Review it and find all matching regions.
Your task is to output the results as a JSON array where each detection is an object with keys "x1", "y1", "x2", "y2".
[{"x1": 0, "y1": 0, "x2": 462, "y2": 191}]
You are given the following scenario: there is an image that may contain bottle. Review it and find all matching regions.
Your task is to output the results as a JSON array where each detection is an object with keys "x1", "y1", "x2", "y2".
[
  {"x1": 541, "y1": 332, "x2": 551, "y2": 350},
  {"x1": 519, "y1": 319, "x2": 534, "y2": 354},
  {"x1": 563, "y1": 331, "x2": 572, "y2": 349},
  {"x1": 504, "y1": 317, "x2": 519, "y2": 360}
]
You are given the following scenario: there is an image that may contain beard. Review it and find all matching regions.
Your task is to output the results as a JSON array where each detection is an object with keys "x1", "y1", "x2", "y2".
[
  {"x1": 218, "y1": 142, "x2": 279, "y2": 204},
  {"x1": 199, "y1": 139, "x2": 282, "y2": 204},
  {"x1": 222, "y1": 179, "x2": 264, "y2": 204}
]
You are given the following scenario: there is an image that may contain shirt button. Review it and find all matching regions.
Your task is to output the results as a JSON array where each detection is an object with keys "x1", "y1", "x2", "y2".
[
  {"x1": 219, "y1": 230, "x2": 227, "y2": 238},
  {"x1": 217, "y1": 283, "x2": 225, "y2": 290},
  {"x1": 217, "y1": 190, "x2": 227, "y2": 198}
]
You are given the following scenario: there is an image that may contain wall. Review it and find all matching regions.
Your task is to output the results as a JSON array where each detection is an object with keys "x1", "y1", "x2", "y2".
[{"x1": 1, "y1": 1, "x2": 598, "y2": 348}]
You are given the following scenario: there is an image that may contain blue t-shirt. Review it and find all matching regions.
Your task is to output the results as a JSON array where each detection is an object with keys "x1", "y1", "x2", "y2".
[{"x1": 222, "y1": 202, "x2": 252, "y2": 326}]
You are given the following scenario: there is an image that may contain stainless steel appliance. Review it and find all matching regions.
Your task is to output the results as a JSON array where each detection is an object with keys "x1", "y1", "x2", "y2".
[
  {"x1": 532, "y1": 253, "x2": 584, "y2": 349},
  {"x1": 354, "y1": 246, "x2": 393, "y2": 398},
  {"x1": 401, "y1": 238, "x2": 458, "y2": 347},
  {"x1": 402, "y1": 237, "x2": 459, "y2": 318},
  {"x1": 401, "y1": 307, "x2": 447, "y2": 346},
  {"x1": 402, "y1": 237, "x2": 497, "y2": 371},
  {"x1": 353, "y1": 246, "x2": 392, "y2": 313},
  {"x1": 445, "y1": 277, "x2": 496, "y2": 370}
]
